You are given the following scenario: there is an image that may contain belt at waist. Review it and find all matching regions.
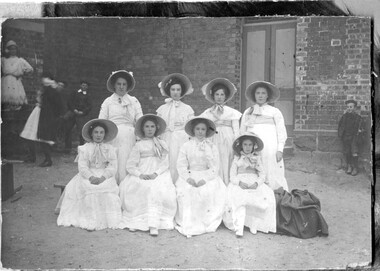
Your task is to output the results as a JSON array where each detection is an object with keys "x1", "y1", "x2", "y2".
[
  {"x1": 189, "y1": 166, "x2": 209, "y2": 171},
  {"x1": 117, "y1": 122, "x2": 134, "y2": 128},
  {"x1": 215, "y1": 120, "x2": 232, "y2": 127}
]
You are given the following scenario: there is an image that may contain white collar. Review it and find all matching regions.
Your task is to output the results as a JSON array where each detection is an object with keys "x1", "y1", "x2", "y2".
[{"x1": 78, "y1": 89, "x2": 87, "y2": 94}]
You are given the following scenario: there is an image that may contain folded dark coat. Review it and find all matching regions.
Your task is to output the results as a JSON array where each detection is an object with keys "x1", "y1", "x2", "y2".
[{"x1": 274, "y1": 188, "x2": 329, "y2": 239}]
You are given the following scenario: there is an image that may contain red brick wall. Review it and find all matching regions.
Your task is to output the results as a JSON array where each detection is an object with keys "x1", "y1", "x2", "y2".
[{"x1": 295, "y1": 17, "x2": 371, "y2": 132}]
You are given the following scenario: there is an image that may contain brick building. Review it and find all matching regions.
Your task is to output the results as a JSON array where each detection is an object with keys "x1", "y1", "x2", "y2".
[{"x1": 1, "y1": 17, "x2": 371, "y2": 158}]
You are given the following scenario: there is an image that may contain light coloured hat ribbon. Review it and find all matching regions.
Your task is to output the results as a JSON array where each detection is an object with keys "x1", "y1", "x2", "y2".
[
  {"x1": 211, "y1": 104, "x2": 224, "y2": 115},
  {"x1": 238, "y1": 152, "x2": 259, "y2": 169},
  {"x1": 152, "y1": 137, "x2": 168, "y2": 158},
  {"x1": 248, "y1": 103, "x2": 266, "y2": 115}
]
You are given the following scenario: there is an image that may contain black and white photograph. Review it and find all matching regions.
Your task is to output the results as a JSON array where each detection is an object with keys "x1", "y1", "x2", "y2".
[{"x1": 0, "y1": 1, "x2": 377, "y2": 269}]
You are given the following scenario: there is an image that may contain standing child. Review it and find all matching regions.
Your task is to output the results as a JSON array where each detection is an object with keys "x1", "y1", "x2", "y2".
[
  {"x1": 57, "y1": 119, "x2": 122, "y2": 231},
  {"x1": 175, "y1": 117, "x2": 226, "y2": 238},
  {"x1": 338, "y1": 99, "x2": 363, "y2": 176},
  {"x1": 119, "y1": 114, "x2": 177, "y2": 236},
  {"x1": 223, "y1": 133, "x2": 276, "y2": 237}
]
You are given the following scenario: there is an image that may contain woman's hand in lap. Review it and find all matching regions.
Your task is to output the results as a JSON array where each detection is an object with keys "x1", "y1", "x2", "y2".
[
  {"x1": 186, "y1": 178, "x2": 197, "y2": 187},
  {"x1": 139, "y1": 174, "x2": 151, "y2": 180},
  {"x1": 239, "y1": 181, "x2": 250, "y2": 190},
  {"x1": 276, "y1": 151, "x2": 283, "y2": 162},
  {"x1": 196, "y1": 179, "x2": 206, "y2": 187},
  {"x1": 248, "y1": 182, "x2": 258, "y2": 190}
]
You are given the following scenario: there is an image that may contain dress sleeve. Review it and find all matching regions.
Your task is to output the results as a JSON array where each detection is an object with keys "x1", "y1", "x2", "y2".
[
  {"x1": 204, "y1": 143, "x2": 219, "y2": 181},
  {"x1": 154, "y1": 140, "x2": 170, "y2": 175},
  {"x1": 78, "y1": 146, "x2": 93, "y2": 179},
  {"x1": 240, "y1": 110, "x2": 248, "y2": 135},
  {"x1": 126, "y1": 144, "x2": 142, "y2": 177},
  {"x1": 102, "y1": 145, "x2": 117, "y2": 179},
  {"x1": 186, "y1": 105, "x2": 195, "y2": 119},
  {"x1": 255, "y1": 155, "x2": 266, "y2": 186},
  {"x1": 229, "y1": 157, "x2": 239, "y2": 185},
  {"x1": 273, "y1": 108, "x2": 287, "y2": 152},
  {"x1": 177, "y1": 144, "x2": 190, "y2": 180},
  {"x1": 20, "y1": 58, "x2": 33, "y2": 73},
  {"x1": 134, "y1": 98, "x2": 143, "y2": 122},
  {"x1": 232, "y1": 119, "x2": 240, "y2": 139},
  {"x1": 98, "y1": 98, "x2": 109, "y2": 119}
]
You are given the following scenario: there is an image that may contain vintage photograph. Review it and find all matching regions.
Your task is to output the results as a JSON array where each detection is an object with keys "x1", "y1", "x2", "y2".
[{"x1": 0, "y1": 9, "x2": 373, "y2": 270}]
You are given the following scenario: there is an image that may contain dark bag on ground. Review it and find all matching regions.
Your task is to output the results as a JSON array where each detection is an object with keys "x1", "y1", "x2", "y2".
[{"x1": 274, "y1": 188, "x2": 329, "y2": 239}]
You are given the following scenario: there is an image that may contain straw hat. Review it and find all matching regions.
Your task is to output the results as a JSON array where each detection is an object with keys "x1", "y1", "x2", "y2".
[
  {"x1": 82, "y1": 119, "x2": 118, "y2": 143},
  {"x1": 135, "y1": 114, "x2": 167, "y2": 138},
  {"x1": 245, "y1": 81, "x2": 280, "y2": 104},
  {"x1": 345, "y1": 99, "x2": 357, "y2": 106},
  {"x1": 184, "y1": 117, "x2": 216, "y2": 138},
  {"x1": 201, "y1": 78, "x2": 237, "y2": 104},
  {"x1": 6, "y1": 40, "x2": 17, "y2": 48},
  {"x1": 106, "y1": 70, "x2": 136, "y2": 93},
  {"x1": 232, "y1": 133, "x2": 264, "y2": 154},
  {"x1": 158, "y1": 73, "x2": 193, "y2": 98}
]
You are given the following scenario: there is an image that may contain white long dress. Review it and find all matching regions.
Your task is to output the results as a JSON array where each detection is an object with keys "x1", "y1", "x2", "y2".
[
  {"x1": 119, "y1": 138, "x2": 177, "y2": 231},
  {"x1": 223, "y1": 154, "x2": 276, "y2": 234},
  {"x1": 240, "y1": 104, "x2": 288, "y2": 191},
  {"x1": 175, "y1": 138, "x2": 227, "y2": 236},
  {"x1": 157, "y1": 99, "x2": 194, "y2": 183},
  {"x1": 99, "y1": 93, "x2": 143, "y2": 183},
  {"x1": 200, "y1": 105, "x2": 241, "y2": 185},
  {"x1": 1, "y1": 56, "x2": 33, "y2": 106},
  {"x1": 57, "y1": 142, "x2": 122, "y2": 230}
]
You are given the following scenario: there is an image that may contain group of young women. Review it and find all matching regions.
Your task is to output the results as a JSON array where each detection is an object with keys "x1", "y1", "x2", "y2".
[{"x1": 56, "y1": 70, "x2": 289, "y2": 238}]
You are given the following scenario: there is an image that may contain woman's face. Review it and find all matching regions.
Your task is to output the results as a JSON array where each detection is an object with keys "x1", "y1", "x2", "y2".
[
  {"x1": 143, "y1": 120, "x2": 157, "y2": 138},
  {"x1": 92, "y1": 126, "x2": 105, "y2": 143},
  {"x1": 114, "y1": 77, "x2": 128, "y2": 96},
  {"x1": 254, "y1": 87, "x2": 269, "y2": 105},
  {"x1": 214, "y1": 88, "x2": 226, "y2": 105},
  {"x1": 194, "y1": 122, "x2": 207, "y2": 140},
  {"x1": 242, "y1": 139, "x2": 254, "y2": 154},
  {"x1": 8, "y1": 46, "x2": 17, "y2": 56},
  {"x1": 170, "y1": 84, "x2": 182, "y2": 101}
]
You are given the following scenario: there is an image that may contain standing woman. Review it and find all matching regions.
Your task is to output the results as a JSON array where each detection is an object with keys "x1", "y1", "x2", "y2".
[
  {"x1": 240, "y1": 81, "x2": 288, "y2": 191},
  {"x1": 1, "y1": 40, "x2": 34, "y2": 111},
  {"x1": 99, "y1": 70, "x2": 143, "y2": 183},
  {"x1": 200, "y1": 78, "x2": 242, "y2": 185},
  {"x1": 156, "y1": 73, "x2": 194, "y2": 183}
]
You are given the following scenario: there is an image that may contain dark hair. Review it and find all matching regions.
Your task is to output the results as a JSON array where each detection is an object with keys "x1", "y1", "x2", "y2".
[
  {"x1": 191, "y1": 118, "x2": 213, "y2": 137},
  {"x1": 111, "y1": 75, "x2": 129, "y2": 88},
  {"x1": 42, "y1": 72, "x2": 54, "y2": 80},
  {"x1": 80, "y1": 80, "x2": 90, "y2": 86},
  {"x1": 89, "y1": 122, "x2": 108, "y2": 139},
  {"x1": 164, "y1": 77, "x2": 186, "y2": 97},
  {"x1": 5, "y1": 44, "x2": 18, "y2": 58},
  {"x1": 235, "y1": 137, "x2": 258, "y2": 156},
  {"x1": 252, "y1": 82, "x2": 271, "y2": 102},
  {"x1": 141, "y1": 116, "x2": 159, "y2": 137},
  {"x1": 211, "y1": 83, "x2": 230, "y2": 99}
]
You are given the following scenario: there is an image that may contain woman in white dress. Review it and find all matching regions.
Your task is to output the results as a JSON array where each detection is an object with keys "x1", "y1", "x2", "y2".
[
  {"x1": 99, "y1": 70, "x2": 143, "y2": 183},
  {"x1": 1, "y1": 40, "x2": 34, "y2": 111},
  {"x1": 119, "y1": 114, "x2": 177, "y2": 236},
  {"x1": 223, "y1": 133, "x2": 276, "y2": 237},
  {"x1": 156, "y1": 73, "x2": 194, "y2": 183},
  {"x1": 200, "y1": 78, "x2": 242, "y2": 185},
  {"x1": 240, "y1": 81, "x2": 288, "y2": 191},
  {"x1": 57, "y1": 119, "x2": 122, "y2": 231},
  {"x1": 175, "y1": 117, "x2": 226, "y2": 238}
]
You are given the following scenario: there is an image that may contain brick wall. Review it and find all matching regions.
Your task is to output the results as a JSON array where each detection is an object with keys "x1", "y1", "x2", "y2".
[
  {"x1": 117, "y1": 17, "x2": 242, "y2": 115},
  {"x1": 294, "y1": 17, "x2": 371, "y2": 154}
]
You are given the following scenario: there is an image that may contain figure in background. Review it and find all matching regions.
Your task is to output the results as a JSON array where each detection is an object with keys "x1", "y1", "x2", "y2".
[
  {"x1": 1, "y1": 40, "x2": 34, "y2": 111},
  {"x1": 240, "y1": 81, "x2": 288, "y2": 191},
  {"x1": 156, "y1": 73, "x2": 194, "y2": 183},
  {"x1": 200, "y1": 78, "x2": 241, "y2": 185},
  {"x1": 99, "y1": 70, "x2": 143, "y2": 183}
]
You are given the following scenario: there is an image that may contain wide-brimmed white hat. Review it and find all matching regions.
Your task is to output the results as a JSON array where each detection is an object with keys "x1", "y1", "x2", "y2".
[
  {"x1": 158, "y1": 73, "x2": 193, "y2": 98},
  {"x1": 6, "y1": 40, "x2": 17, "y2": 48},
  {"x1": 245, "y1": 81, "x2": 280, "y2": 104},
  {"x1": 135, "y1": 114, "x2": 167, "y2": 138},
  {"x1": 106, "y1": 70, "x2": 136, "y2": 93},
  {"x1": 82, "y1": 119, "x2": 118, "y2": 143},
  {"x1": 184, "y1": 117, "x2": 216, "y2": 138},
  {"x1": 201, "y1": 78, "x2": 237, "y2": 104},
  {"x1": 232, "y1": 133, "x2": 264, "y2": 154}
]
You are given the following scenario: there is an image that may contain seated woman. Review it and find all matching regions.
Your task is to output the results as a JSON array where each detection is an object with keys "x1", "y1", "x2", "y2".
[
  {"x1": 223, "y1": 133, "x2": 276, "y2": 237},
  {"x1": 175, "y1": 117, "x2": 226, "y2": 238},
  {"x1": 57, "y1": 119, "x2": 122, "y2": 231},
  {"x1": 119, "y1": 114, "x2": 177, "y2": 236}
]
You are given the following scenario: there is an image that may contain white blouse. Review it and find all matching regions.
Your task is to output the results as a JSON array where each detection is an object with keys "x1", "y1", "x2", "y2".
[
  {"x1": 229, "y1": 154, "x2": 266, "y2": 186},
  {"x1": 156, "y1": 99, "x2": 194, "y2": 132},
  {"x1": 201, "y1": 105, "x2": 242, "y2": 136},
  {"x1": 99, "y1": 93, "x2": 143, "y2": 126},
  {"x1": 1, "y1": 56, "x2": 33, "y2": 77}
]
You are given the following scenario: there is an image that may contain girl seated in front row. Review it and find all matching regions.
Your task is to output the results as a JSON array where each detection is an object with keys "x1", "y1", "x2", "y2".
[
  {"x1": 119, "y1": 114, "x2": 177, "y2": 236},
  {"x1": 223, "y1": 133, "x2": 276, "y2": 237},
  {"x1": 175, "y1": 117, "x2": 226, "y2": 238},
  {"x1": 57, "y1": 119, "x2": 122, "y2": 231}
]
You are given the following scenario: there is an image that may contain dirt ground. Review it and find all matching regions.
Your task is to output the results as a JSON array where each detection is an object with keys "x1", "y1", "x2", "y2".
[{"x1": 0, "y1": 150, "x2": 372, "y2": 270}]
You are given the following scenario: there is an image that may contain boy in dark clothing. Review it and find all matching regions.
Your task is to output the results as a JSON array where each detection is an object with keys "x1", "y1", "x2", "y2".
[
  {"x1": 338, "y1": 99, "x2": 363, "y2": 176},
  {"x1": 64, "y1": 80, "x2": 92, "y2": 152}
]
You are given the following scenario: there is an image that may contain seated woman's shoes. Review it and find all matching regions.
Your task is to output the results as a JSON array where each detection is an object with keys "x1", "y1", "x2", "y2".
[
  {"x1": 236, "y1": 229, "x2": 243, "y2": 238},
  {"x1": 345, "y1": 165, "x2": 352, "y2": 175},
  {"x1": 149, "y1": 228, "x2": 158, "y2": 236},
  {"x1": 351, "y1": 168, "x2": 358, "y2": 176},
  {"x1": 128, "y1": 228, "x2": 137, "y2": 232},
  {"x1": 39, "y1": 160, "x2": 52, "y2": 167}
]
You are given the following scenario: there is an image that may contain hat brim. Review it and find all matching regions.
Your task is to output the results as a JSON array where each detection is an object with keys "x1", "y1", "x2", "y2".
[
  {"x1": 6, "y1": 40, "x2": 17, "y2": 48},
  {"x1": 135, "y1": 114, "x2": 167, "y2": 138},
  {"x1": 107, "y1": 70, "x2": 136, "y2": 93},
  {"x1": 345, "y1": 99, "x2": 357, "y2": 106},
  {"x1": 233, "y1": 133, "x2": 264, "y2": 154},
  {"x1": 82, "y1": 119, "x2": 118, "y2": 143},
  {"x1": 184, "y1": 117, "x2": 216, "y2": 138},
  {"x1": 245, "y1": 81, "x2": 280, "y2": 104},
  {"x1": 201, "y1": 78, "x2": 237, "y2": 104},
  {"x1": 159, "y1": 73, "x2": 193, "y2": 98}
]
